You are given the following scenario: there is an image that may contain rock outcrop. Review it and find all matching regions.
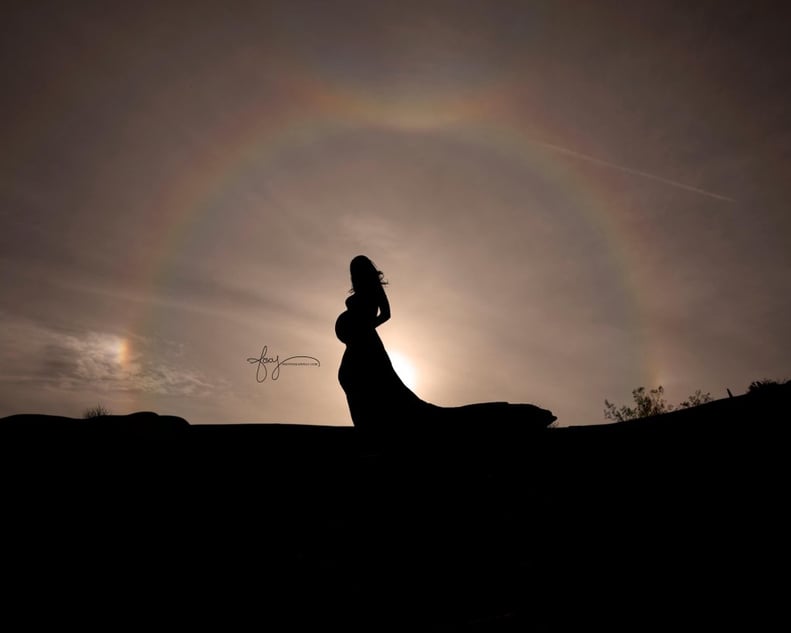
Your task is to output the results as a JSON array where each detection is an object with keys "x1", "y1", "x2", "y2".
[{"x1": 1, "y1": 386, "x2": 787, "y2": 630}]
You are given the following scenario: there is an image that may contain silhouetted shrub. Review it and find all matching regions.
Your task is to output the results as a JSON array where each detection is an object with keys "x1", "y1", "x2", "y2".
[
  {"x1": 748, "y1": 378, "x2": 790, "y2": 393},
  {"x1": 83, "y1": 403, "x2": 111, "y2": 418},
  {"x1": 678, "y1": 389, "x2": 713, "y2": 408},
  {"x1": 604, "y1": 386, "x2": 712, "y2": 422}
]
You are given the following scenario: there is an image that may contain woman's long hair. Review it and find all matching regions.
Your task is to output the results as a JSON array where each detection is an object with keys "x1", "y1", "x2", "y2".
[{"x1": 349, "y1": 255, "x2": 387, "y2": 294}]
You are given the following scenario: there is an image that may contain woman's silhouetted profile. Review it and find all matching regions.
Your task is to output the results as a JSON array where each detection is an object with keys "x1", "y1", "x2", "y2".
[{"x1": 335, "y1": 255, "x2": 556, "y2": 434}]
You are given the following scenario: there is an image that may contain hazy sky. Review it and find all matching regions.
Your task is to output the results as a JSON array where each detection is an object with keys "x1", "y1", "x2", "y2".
[{"x1": 2, "y1": 1, "x2": 789, "y2": 425}]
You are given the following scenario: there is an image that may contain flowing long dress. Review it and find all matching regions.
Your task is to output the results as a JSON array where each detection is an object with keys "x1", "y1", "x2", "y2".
[
  {"x1": 336, "y1": 292, "x2": 439, "y2": 430},
  {"x1": 336, "y1": 291, "x2": 556, "y2": 433}
]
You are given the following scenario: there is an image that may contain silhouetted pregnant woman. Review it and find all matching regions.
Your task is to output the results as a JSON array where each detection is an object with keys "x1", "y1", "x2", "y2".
[
  {"x1": 335, "y1": 255, "x2": 556, "y2": 433},
  {"x1": 335, "y1": 256, "x2": 439, "y2": 430}
]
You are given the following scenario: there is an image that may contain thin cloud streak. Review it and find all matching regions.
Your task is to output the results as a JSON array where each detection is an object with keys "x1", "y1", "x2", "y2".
[{"x1": 532, "y1": 139, "x2": 735, "y2": 202}]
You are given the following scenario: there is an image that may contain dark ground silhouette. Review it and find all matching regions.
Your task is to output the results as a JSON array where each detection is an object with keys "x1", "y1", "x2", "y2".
[
  {"x1": 336, "y1": 255, "x2": 556, "y2": 437},
  {"x1": 1, "y1": 384, "x2": 788, "y2": 630}
]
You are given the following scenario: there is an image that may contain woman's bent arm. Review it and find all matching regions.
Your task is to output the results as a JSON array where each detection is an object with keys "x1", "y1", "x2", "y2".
[{"x1": 374, "y1": 286, "x2": 391, "y2": 327}]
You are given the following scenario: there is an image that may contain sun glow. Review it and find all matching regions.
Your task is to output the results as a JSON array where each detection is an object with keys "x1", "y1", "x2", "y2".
[{"x1": 389, "y1": 350, "x2": 419, "y2": 392}]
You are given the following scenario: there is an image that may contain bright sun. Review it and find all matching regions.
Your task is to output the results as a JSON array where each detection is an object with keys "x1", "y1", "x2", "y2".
[{"x1": 389, "y1": 350, "x2": 418, "y2": 391}]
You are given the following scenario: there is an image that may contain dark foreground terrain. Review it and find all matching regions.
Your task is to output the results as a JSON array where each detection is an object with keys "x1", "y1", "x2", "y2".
[{"x1": 2, "y1": 386, "x2": 788, "y2": 630}]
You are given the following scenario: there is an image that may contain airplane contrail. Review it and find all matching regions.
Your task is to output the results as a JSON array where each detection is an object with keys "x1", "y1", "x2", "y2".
[{"x1": 533, "y1": 139, "x2": 734, "y2": 202}]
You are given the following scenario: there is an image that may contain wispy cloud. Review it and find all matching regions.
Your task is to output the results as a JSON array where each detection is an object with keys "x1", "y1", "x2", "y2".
[{"x1": 0, "y1": 315, "x2": 227, "y2": 399}]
